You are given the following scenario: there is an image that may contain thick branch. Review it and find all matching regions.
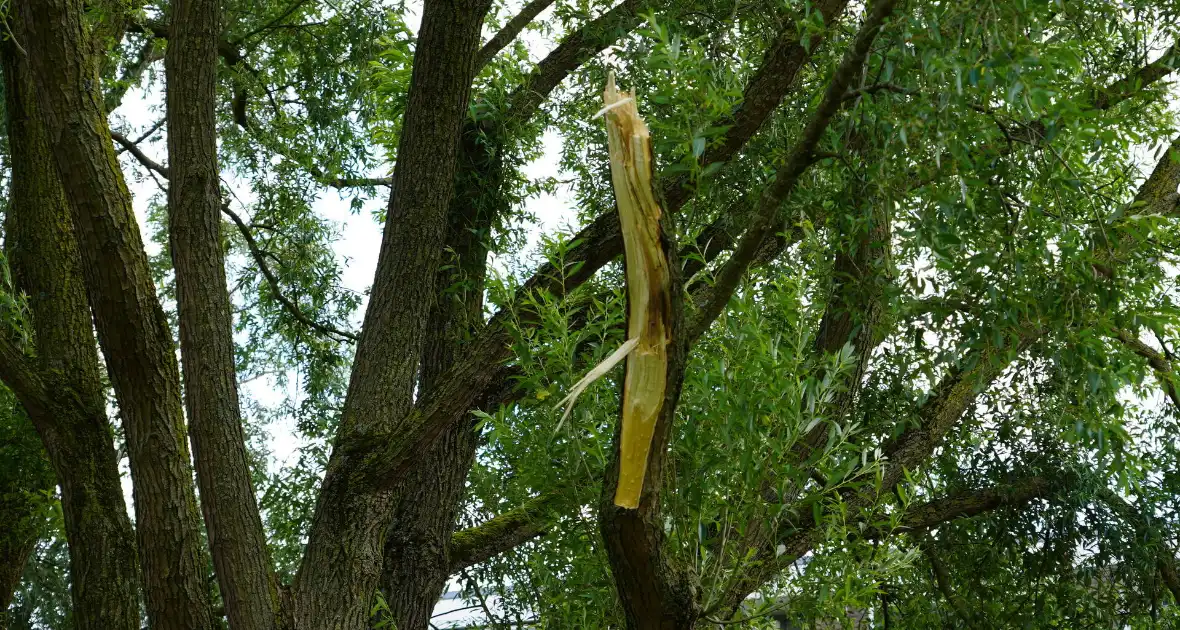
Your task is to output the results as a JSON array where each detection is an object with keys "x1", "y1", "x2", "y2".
[
  {"x1": 884, "y1": 477, "x2": 1052, "y2": 536},
  {"x1": 447, "y1": 491, "x2": 564, "y2": 574},
  {"x1": 1093, "y1": 40, "x2": 1180, "y2": 110},
  {"x1": 474, "y1": 0, "x2": 557, "y2": 73},
  {"x1": 2, "y1": 40, "x2": 142, "y2": 629},
  {"x1": 679, "y1": 0, "x2": 850, "y2": 209},
  {"x1": 1128, "y1": 137, "x2": 1180, "y2": 218},
  {"x1": 687, "y1": 0, "x2": 899, "y2": 343},
  {"x1": 0, "y1": 335, "x2": 50, "y2": 417},
  {"x1": 505, "y1": 0, "x2": 651, "y2": 123},
  {"x1": 658, "y1": 0, "x2": 853, "y2": 275},
  {"x1": 1093, "y1": 137, "x2": 1180, "y2": 275}
]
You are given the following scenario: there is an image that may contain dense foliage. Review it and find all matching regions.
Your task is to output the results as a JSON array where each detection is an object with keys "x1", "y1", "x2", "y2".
[{"x1": 2, "y1": 0, "x2": 1180, "y2": 628}]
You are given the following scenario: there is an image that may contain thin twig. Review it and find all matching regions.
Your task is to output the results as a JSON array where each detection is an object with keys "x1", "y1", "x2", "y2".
[
  {"x1": 920, "y1": 533, "x2": 983, "y2": 630},
  {"x1": 111, "y1": 130, "x2": 170, "y2": 177},
  {"x1": 460, "y1": 569, "x2": 499, "y2": 627},
  {"x1": 131, "y1": 118, "x2": 167, "y2": 146},
  {"x1": 234, "y1": 0, "x2": 315, "y2": 46},
  {"x1": 220, "y1": 203, "x2": 359, "y2": 343}
]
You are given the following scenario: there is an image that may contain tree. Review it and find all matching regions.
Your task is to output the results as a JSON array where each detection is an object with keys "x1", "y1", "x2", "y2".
[{"x1": 1, "y1": 0, "x2": 1180, "y2": 628}]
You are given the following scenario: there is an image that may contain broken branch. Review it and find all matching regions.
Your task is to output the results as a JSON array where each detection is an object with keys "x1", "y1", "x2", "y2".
[{"x1": 602, "y1": 74, "x2": 673, "y2": 509}]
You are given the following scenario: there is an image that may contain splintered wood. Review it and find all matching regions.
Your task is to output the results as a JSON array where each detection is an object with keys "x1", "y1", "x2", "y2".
[{"x1": 602, "y1": 74, "x2": 672, "y2": 509}]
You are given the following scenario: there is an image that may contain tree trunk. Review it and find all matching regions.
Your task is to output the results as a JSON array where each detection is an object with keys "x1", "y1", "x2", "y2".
[
  {"x1": 165, "y1": 1, "x2": 281, "y2": 628},
  {"x1": 379, "y1": 119, "x2": 503, "y2": 628},
  {"x1": 375, "y1": 4, "x2": 690, "y2": 615},
  {"x1": 1, "y1": 43, "x2": 142, "y2": 630},
  {"x1": 378, "y1": 426, "x2": 479, "y2": 628},
  {"x1": 12, "y1": 2, "x2": 214, "y2": 628},
  {"x1": 292, "y1": 3, "x2": 491, "y2": 627}
]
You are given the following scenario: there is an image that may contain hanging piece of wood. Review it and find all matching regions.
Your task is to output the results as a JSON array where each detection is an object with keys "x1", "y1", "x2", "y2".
[{"x1": 601, "y1": 73, "x2": 673, "y2": 509}]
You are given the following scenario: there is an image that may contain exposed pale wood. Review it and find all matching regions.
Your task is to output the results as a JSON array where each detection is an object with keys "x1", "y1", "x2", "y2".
[{"x1": 602, "y1": 74, "x2": 673, "y2": 510}]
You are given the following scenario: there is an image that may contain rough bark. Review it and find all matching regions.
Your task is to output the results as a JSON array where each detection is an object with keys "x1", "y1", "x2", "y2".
[
  {"x1": 0, "y1": 506, "x2": 38, "y2": 623},
  {"x1": 813, "y1": 199, "x2": 890, "y2": 362},
  {"x1": 881, "y1": 476, "x2": 1053, "y2": 537},
  {"x1": 1091, "y1": 136, "x2": 1180, "y2": 276},
  {"x1": 375, "y1": 3, "x2": 667, "y2": 618},
  {"x1": 351, "y1": 0, "x2": 852, "y2": 496},
  {"x1": 166, "y1": 1, "x2": 280, "y2": 628},
  {"x1": 505, "y1": 0, "x2": 651, "y2": 119},
  {"x1": 293, "y1": 2, "x2": 491, "y2": 627},
  {"x1": 12, "y1": 2, "x2": 214, "y2": 628},
  {"x1": 0, "y1": 43, "x2": 142, "y2": 630},
  {"x1": 378, "y1": 425, "x2": 480, "y2": 629},
  {"x1": 378, "y1": 119, "x2": 501, "y2": 629}
]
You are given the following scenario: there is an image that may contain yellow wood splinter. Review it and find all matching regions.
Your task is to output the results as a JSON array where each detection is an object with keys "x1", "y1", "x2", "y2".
[{"x1": 602, "y1": 74, "x2": 673, "y2": 509}]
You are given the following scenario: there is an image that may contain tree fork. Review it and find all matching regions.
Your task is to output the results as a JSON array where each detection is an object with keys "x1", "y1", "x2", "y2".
[
  {"x1": 348, "y1": 0, "x2": 853, "y2": 495},
  {"x1": 293, "y1": 2, "x2": 492, "y2": 627},
  {"x1": 378, "y1": 117, "x2": 504, "y2": 628}
]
